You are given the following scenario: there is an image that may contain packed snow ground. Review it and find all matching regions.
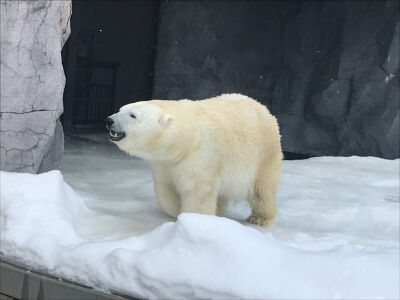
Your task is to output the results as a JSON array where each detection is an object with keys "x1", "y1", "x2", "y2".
[{"x1": 1, "y1": 136, "x2": 399, "y2": 299}]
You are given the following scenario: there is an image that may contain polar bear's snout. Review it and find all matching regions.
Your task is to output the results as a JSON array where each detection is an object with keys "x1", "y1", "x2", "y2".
[
  {"x1": 105, "y1": 117, "x2": 114, "y2": 128},
  {"x1": 105, "y1": 115, "x2": 126, "y2": 142}
]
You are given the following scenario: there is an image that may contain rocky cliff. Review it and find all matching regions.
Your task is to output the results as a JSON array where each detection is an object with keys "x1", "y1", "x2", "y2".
[
  {"x1": 0, "y1": 0, "x2": 71, "y2": 172},
  {"x1": 153, "y1": 1, "x2": 399, "y2": 159}
]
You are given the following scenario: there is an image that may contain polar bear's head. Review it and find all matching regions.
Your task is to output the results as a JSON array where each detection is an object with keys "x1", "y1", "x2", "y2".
[{"x1": 106, "y1": 101, "x2": 175, "y2": 161}]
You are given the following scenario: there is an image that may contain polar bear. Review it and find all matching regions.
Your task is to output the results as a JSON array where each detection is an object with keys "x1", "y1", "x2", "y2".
[{"x1": 106, "y1": 93, "x2": 282, "y2": 227}]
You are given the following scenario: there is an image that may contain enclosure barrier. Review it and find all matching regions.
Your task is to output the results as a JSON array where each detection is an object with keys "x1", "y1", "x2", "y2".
[{"x1": 0, "y1": 260, "x2": 137, "y2": 300}]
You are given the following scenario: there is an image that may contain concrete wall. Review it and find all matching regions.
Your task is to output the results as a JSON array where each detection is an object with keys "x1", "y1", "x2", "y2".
[
  {"x1": 0, "y1": 0, "x2": 71, "y2": 172},
  {"x1": 152, "y1": 1, "x2": 399, "y2": 158}
]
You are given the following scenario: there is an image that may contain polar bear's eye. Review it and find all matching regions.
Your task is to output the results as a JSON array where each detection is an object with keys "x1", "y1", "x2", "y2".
[{"x1": 130, "y1": 114, "x2": 136, "y2": 119}]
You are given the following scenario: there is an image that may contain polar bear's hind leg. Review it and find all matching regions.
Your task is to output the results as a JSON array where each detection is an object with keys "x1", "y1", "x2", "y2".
[
  {"x1": 248, "y1": 154, "x2": 281, "y2": 228},
  {"x1": 216, "y1": 196, "x2": 228, "y2": 217}
]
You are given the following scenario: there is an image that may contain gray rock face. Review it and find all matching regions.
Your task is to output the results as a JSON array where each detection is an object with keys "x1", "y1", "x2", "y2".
[
  {"x1": 1, "y1": 0, "x2": 71, "y2": 172},
  {"x1": 153, "y1": 1, "x2": 399, "y2": 159}
]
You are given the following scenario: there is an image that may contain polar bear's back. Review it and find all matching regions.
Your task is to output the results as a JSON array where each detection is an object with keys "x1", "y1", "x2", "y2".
[
  {"x1": 151, "y1": 93, "x2": 281, "y2": 162},
  {"x1": 193, "y1": 93, "x2": 281, "y2": 160}
]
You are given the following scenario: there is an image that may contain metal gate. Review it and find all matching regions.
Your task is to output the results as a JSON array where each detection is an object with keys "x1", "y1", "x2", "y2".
[
  {"x1": 61, "y1": 1, "x2": 159, "y2": 130},
  {"x1": 72, "y1": 62, "x2": 118, "y2": 127}
]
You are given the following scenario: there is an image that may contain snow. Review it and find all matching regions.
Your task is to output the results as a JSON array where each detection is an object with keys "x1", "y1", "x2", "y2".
[
  {"x1": 1, "y1": 137, "x2": 399, "y2": 299},
  {"x1": 385, "y1": 74, "x2": 395, "y2": 83}
]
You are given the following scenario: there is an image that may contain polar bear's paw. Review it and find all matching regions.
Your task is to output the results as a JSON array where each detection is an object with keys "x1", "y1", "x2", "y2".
[{"x1": 248, "y1": 215, "x2": 275, "y2": 228}]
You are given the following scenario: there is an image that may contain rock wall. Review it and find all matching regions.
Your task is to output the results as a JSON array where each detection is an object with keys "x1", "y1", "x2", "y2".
[
  {"x1": 0, "y1": 0, "x2": 71, "y2": 172},
  {"x1": 153, "y1": 1, "x2": 399, "y2": 159}
]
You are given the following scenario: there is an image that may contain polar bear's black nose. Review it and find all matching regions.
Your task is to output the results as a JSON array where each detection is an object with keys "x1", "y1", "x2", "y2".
[{"x1": 105, "y1": 117, "x2": 114, "y2": 128}]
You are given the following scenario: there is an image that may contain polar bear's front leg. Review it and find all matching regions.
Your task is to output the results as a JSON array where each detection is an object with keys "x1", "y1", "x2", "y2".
[
  {"x1": 178, "y1": 179, "x2": 219, "y2": 215},
  {"x1": 154, "y1": 180, "x2": 181, "y2": 218}
]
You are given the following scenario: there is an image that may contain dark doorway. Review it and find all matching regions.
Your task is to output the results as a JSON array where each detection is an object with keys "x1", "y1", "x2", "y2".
[{"x1": 62, "y1": 0, "x2": 159, "y2": 130}]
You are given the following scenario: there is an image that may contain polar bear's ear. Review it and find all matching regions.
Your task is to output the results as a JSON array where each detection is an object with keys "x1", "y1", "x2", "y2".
[{"x1": 159, "y1": 114, "x2": 173, "y2": 126}]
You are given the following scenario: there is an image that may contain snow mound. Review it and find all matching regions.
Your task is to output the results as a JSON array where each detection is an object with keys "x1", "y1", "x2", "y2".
[{"x1": 1, "y1": 157, "x2": 399, "y2": 299}]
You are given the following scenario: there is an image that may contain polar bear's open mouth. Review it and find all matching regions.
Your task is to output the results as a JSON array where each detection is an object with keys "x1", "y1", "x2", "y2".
[{"x1": 109, "y1": 130, "x2": 126, "y2": 141}]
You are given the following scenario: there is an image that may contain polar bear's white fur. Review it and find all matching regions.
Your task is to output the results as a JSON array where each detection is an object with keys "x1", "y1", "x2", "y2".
[{"x1": 107, "y1": 94, "x2": 283, "y2": 227}]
